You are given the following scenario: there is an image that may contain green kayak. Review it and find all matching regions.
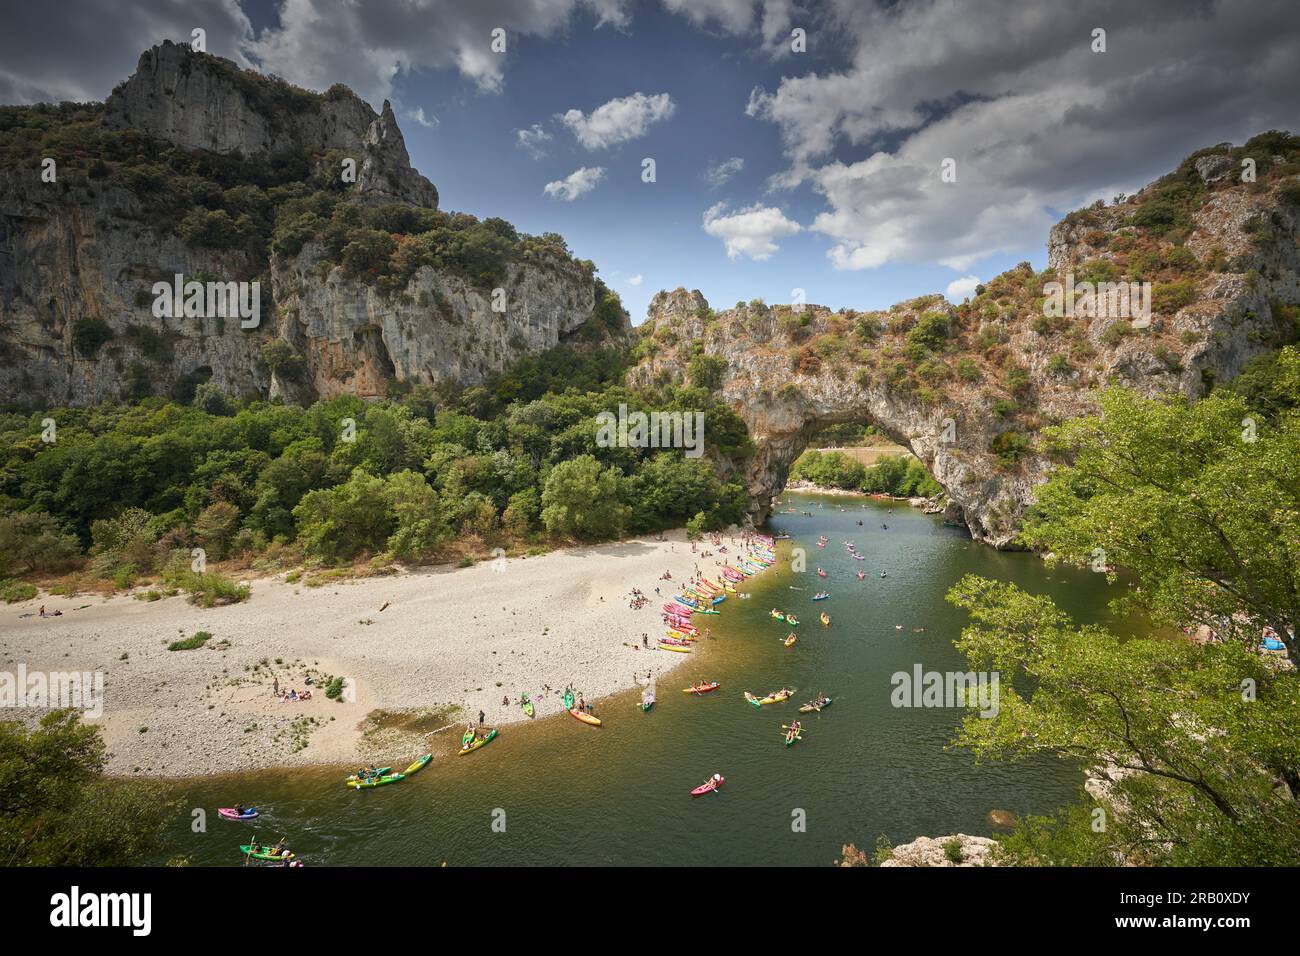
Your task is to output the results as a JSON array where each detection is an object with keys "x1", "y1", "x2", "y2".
[
  {"x1": 402, "y1": 753, "x2": 432, "y2": 776},
  {"x1": 347, "y1": 772, "x2": 406, "y2": 789},
  {"x1": 521, "y1": 694, "x2": 535, "y2": 718},
  {"x1": 457, "y1": 727, "x2": 498, "y2": 755},
  {"x1": 240, "y1": 844, "x2": 294, "y2": 861}
]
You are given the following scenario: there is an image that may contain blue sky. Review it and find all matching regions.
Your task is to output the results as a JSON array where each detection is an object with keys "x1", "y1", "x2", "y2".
[
  {"x1": 386, "y1": 4, "x2": 975, "y2": 323},
  {"x1": 361, "y1": 3, "x2": 1051, "y2": 323},
  {"x1": 5, "y1": 0, "x2": 1298, "y2": 325}
]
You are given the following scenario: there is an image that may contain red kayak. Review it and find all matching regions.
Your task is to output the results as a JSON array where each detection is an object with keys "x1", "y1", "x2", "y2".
[
  {"x1": 682, "y1": 681, "x2": 721, "y2": 695},
  {"x1": 691, "y1": 775, "x2": 725, "y2": 797}
]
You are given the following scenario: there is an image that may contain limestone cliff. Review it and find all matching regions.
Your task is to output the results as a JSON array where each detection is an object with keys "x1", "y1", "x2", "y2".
[
  {"x1": 0, "y1": 42, "x2": 620, "y2": 407},
  {"x1": 104, "y1": 41, "x2": 438, "y2": 209},
  {"x1": 630, "y1": 135, "x2": 1300, "y2": 546}
]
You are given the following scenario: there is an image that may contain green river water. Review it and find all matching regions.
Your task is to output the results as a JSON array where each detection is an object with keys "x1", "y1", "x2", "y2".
[{"x1": 159, "y1": 491, "x2": 1134, "y2": 866}]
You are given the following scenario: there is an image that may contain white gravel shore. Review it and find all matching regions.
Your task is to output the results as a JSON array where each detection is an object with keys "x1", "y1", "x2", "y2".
[{"x1": 1, "y1": 530, "x2": 766, "y2": 777}]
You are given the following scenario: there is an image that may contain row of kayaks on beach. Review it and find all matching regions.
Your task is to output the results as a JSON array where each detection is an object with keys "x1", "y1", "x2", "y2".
[{"x1": 658, "y1": 538, "x2": 776, "y2": 655}]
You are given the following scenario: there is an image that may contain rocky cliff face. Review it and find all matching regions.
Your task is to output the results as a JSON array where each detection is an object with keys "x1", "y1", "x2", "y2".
[
  {"x1": 630, "y1": 139, "x2": 1300, "y2": 546},
  {"x1": 0, "y1": 43, "x2": 614, "y2": 407},
  {"x1": 105, "y1": 41, "x2": 438, "y2": 208}
]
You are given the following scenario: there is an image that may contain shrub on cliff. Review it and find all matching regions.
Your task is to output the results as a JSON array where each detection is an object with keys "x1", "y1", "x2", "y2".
[
  {"x1": 687, "y1": 353, "x2": 727, "y2": 391},
  {"x1": 71, "y1": 318, "x2": 114, "y2": 357}
]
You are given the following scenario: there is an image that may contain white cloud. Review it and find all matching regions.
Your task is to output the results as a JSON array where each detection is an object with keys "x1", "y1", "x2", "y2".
[
  {"x1": 544, "y1": 166, "x2": 606, "y2": 201},
  {"x1": 702, "y1": 202, "x2": 802, "y2": 261},
  {"x1": 704, "y1": 156, "x2": 745, "y2": 189},
  {"x1": 561, "y1": 92, "x2": 676, "y2": 150},
  {"x1": 747, "y1": 0, "x2": 1300, "y2": 271},
  {"x1": 516, "y1": 123, "x2": 553, "y2": 159},
  {"x1": 627, "y1": 274, "x2": 644, "y2": 286},
  {"x1": 662, "y1": 0, "x2": 797, "y2": 54},
  {"x1": 945, "y1": 275, "x2": 981, "y2": 303},
  {"x1": 404, "y1": 107, "x2": 438, "y2": 128}
]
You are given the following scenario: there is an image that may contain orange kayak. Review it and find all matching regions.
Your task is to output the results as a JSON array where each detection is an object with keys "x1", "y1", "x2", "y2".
[{"x1": 569, "y1": 707, "x2": 602, "y2": 726}]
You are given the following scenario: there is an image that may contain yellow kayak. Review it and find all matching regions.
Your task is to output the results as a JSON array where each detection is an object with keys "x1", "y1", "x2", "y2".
[
  {"x1": 747, "y1": 689, "x2": 795, "y2": 708},
  {"x1": 658, "y1": 642, "x2": 692, "y2": 653},
  {"x1": 457, "y1": 728, "x2": 498, "y2": 755},
  {"x1": 784, "y1": 634, "x2": 797, "y2": 647}
]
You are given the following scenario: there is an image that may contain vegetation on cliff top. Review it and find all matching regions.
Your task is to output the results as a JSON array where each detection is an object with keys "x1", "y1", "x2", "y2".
[
  {"x1": 635, "y1": 133, "x2": 1300, "y2": 476},
  {"x1": 0, "y1": 100, "x2": 589, "y2": 292}
]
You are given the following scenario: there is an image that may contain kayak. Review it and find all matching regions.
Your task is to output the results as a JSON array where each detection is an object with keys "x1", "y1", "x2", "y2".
[
  {"x1": 784, "y1": 634, "x2": 797, "y2": 647},
  {"x1": 690, "y1": 775, "x2": 725, "y2": 797},
  {"x1": 746, "y1": 689, "x2": 794, "y2": 708},
  {"x1": 642, "y1": 689, "x2": 655, "y2": 712},
  {"x1": 784, "y1": 730, "x2": 803, "y2": 747},
  {"x1": 345, "y1": 767, "x2": 391, "y2": 782},
  {"x1": 569, "y1": 707, "x2": 602, "y2": 726},
  {"x1": 403, "y1": 753, "x2": 432, "y2": 776},
  {"x1": 457, "y1": 727, "x2": 498, "y2": 755},
  {"x1": 521, "y1": 694, "x2": 535, "y2": 718},
  {"x1": 786, "y1": 615, "x2": 800, "y2": 626},
  {"x1": 218, "y1": 807, "x2": 258, "y2": 820},
  {"x1": 682, "y1": 682, "x2": 720, "y2": 694},
  {"x1": 811, "y1": 592, "x2": 829, "y2": 601},
  {"x1": 770, "y1": 610, "x2": 785, "y2": 621},
  {"x1": 347, "y1": 772, "x2": 406, "y2": 789},
  {"x1": 658, "y1": 642, "x2": 691, "y2": 653},
  {"x1": 799, "y1": 697, "x2": 833, "y2": 713},
  {"x1": 240, "y1": 844, "x2": 293, "y2": 861},
  {"x1": 820, "y1": 613, "x2": 831, "y2": 627}
]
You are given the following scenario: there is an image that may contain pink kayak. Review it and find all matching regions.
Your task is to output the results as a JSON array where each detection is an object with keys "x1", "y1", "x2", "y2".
[
  {"x1": 691, "y1": 775, "x2": 724, "y2": 797},
  {"x1": 218, "y1": 807, "x2": 259, "y2": 820}
]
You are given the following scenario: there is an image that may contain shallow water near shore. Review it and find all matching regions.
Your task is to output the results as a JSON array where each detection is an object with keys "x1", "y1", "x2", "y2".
[{"x1": 157, "y1": 492, "x2": 1135, "y2": 866}]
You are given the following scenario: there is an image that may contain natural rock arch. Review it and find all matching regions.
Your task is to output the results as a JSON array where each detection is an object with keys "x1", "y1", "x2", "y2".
[
  {"x1": 629, "y1": 271, "x2": 1292, "y2": 547},
  {"x1": 628, "y1": 289, "x2": 1047, "y2": 547}
]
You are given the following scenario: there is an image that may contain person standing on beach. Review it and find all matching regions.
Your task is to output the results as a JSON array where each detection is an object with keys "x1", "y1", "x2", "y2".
[
  {"x1": 273, "y1": 677, "x2": 279, "y2": 696},
  {"x1": 478, "y1": 709, "x2": 485, "y2": 726}
]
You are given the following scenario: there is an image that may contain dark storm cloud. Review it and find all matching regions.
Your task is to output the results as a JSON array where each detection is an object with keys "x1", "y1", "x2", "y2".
[{"x1": 0, "y1": 0, "x2": 253, "y2": 103}]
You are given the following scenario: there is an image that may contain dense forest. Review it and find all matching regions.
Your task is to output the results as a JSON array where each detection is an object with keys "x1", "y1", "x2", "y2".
[
  {"x1": 0, "y1": 343, "x2": 754, "y2": 602},
  {"x1": 789, "y1": 449, "x2": 943, "y2": 498}
]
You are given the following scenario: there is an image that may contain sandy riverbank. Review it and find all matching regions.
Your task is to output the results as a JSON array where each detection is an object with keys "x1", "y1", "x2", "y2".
[{"x1": 0, "y1": 530, "x2": 769, "y2": 777}]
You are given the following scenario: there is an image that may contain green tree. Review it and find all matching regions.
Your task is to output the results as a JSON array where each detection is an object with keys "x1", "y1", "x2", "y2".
[
  {"x1": 0, "y1": 512, "x2": 81, "y2": 576},
  {"x1": 1022, "y1": 381, "x2": 1300, "y2": 656},
  {"x1": 541, "y1": 455, "x2": 628, "y2": 540},
  {"x1": 946, "y1": 576, "x2": 1300, "y2": 865},
  {"x1": 192, "y1": 500, "x2": 242, "y2": 561},
  {"x1": 293, "y1": 469, "x2": 392, "y2": 562},
  {"x1": 0, "y1": 711, "x2": 178, "y2": 865},
  {"x1": 383, "y1": 469, "x2": 451, "y2": 560}
]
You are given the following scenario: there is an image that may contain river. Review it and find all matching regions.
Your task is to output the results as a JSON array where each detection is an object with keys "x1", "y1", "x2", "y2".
[{"x1": 155, "y1": 491, "x2": 1134, "y2": 866}]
